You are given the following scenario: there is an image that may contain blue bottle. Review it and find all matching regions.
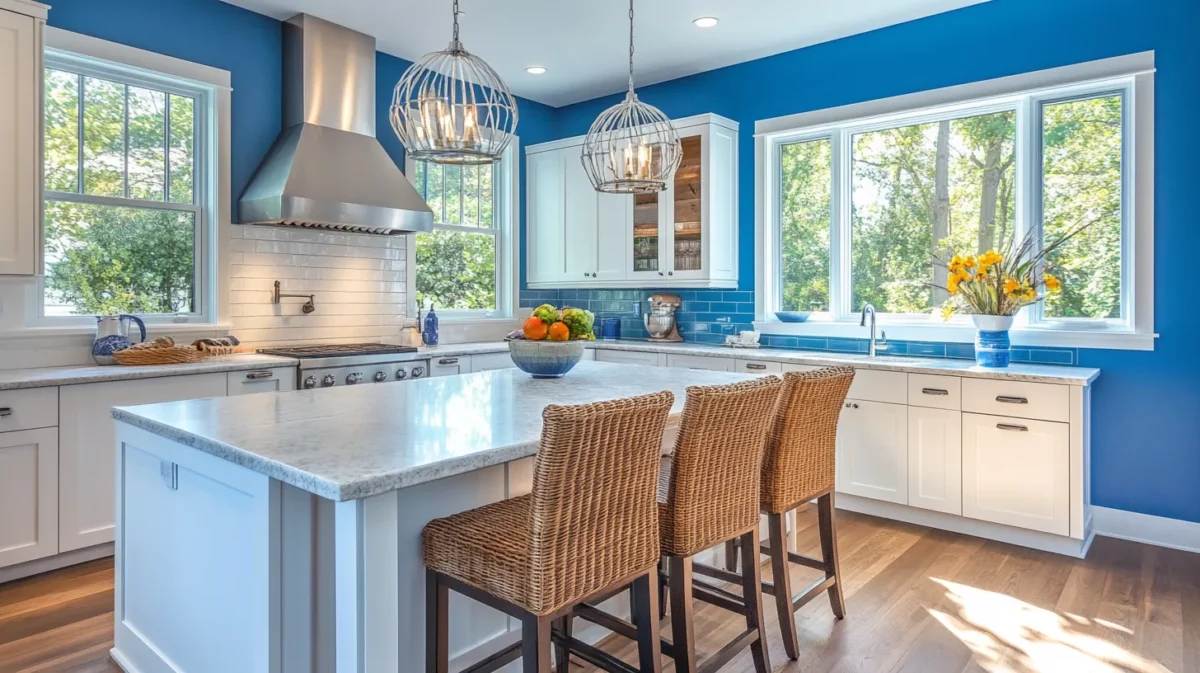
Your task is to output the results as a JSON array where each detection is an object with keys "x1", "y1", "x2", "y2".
[{"x1": 423, "y1": 304, "x2": 439, "y2": 346}]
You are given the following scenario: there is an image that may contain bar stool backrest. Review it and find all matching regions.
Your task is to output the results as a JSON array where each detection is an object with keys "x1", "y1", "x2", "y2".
[
  {"x1": 760, "y1": 367, "x2": 855, "y2": 514},
  {"x1": 659, "y1": 376, "x2": 785, "y2": 557},
  {"x1": 528, "y1": 390, "x2": 675, "y2": 615}
]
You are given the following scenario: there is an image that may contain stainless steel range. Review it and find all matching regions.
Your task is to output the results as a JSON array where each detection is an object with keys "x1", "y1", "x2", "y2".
[{"x1": 258, "y1": 343, "x2": 430, "y2": 389}]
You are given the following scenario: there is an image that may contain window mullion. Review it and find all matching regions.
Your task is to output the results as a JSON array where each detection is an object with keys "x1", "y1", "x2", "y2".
[
  {"x1": 76, "y1": 73, "x2": 84, "y2": 194},
  {"x1": 833, "y1": 128, "x2": 852, "y2": 320},
  {"x1": 164, "y1": 93, "x2": 171, "y2": 202},
  {"x1": 122, "y1": 84, "x2": 130, "y2": 198}
]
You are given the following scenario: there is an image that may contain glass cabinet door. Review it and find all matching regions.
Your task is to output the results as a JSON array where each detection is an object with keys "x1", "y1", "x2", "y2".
[
  {"x1": 631, "y1": 191, "x2": 660, "y2": 275},
  {"x1": 671, "y1": 135, "x2": 703, "y2": 274}
]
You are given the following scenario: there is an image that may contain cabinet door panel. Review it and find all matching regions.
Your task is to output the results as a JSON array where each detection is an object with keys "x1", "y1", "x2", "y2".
[
  {"x1": 59, "y1": 373, "x2": 228, "y2": 551},
  {"x1": 907, "y1": 407, "x2": 962, "y2": 515},
  {"x1": 430, "y1": 356, "x2": 470, "y2": 377},
  {"x1": 526, "y1": 150, "x2": 565, "y2": 284},
  {"x1": 595, "y1": 193, "x2": 630, "y2": 282},
  {"x1": 564, "y1": 151, "x2": 599, "y2": 280},
  {"x1": 0, "y1": 428, "x2": 57, "y2": 568},
  {"x1": 0, "y1": 9, "x2": 38, "y2": 275},
  {"x1": 836, "y1": 400, "x2": 907, "y2": 504},
  {"x1": 226, "y1": 367, "x2": 297, "y2": 395},
  {"x1": 962, "y1": 413, "x2": 1069, "y2": 535}
]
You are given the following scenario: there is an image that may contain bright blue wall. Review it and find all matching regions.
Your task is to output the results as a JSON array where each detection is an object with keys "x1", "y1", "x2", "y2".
[
  {"x1": 548, "y1": 0, "x2": 1200, "y2": 525},
  {"x1": 46, "y1": 0, "x2": 558, "y2": 225}
]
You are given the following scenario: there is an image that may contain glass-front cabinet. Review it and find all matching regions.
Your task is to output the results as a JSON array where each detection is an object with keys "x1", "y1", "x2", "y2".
[{"x1": 526, "y1": 114, "x2": 738, "y2": 289}]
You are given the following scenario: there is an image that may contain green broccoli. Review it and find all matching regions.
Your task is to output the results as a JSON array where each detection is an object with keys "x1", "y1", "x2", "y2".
[
  {"x1": 532, "y1": 304, "x2": 559, "y2": 324},
  {"x1": 561, "y1": 307, "x2": 595, "y2": 340}
]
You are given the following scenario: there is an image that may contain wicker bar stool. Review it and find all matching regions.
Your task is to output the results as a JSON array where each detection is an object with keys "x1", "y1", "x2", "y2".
[
  {"x1": 422, "y1": 391, "x2": 674, "y2": 673},
  {"x1": 570, "y1": 376, "x2": 784, "y2": 673},
  {"x1": 723, "y1": 367, "x2": 854, "y2": 661}
]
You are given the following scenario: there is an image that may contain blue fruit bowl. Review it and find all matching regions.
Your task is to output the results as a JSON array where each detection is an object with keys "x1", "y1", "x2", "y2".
[
  {"x1": 508, "y1": 339, "x2": 585, "y2": 378},
  {"x1": 775, "y1": 311, "x2": 812, "y2": 323}
]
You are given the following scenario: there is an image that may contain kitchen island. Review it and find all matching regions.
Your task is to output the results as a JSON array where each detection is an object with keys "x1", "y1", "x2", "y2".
[{"x1": 108, "y1": 361, "x2": 755, "y2": 673}]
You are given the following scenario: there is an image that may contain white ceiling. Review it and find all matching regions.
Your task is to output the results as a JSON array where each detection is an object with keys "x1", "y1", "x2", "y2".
[{"x1": 221, "y1": 0, "x2": 988, "y2": 107}]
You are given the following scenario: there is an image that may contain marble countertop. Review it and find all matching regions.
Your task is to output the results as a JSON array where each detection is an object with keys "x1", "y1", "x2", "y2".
[
  {"x1": 0, "y1": 353, "x2": 299, "y2": 390},
  {"x1": 418, "y1": 340, "x2": 1100, "y2": 386},
  {"x1": 112, "y1": 361, "x2": 753, "y2": 501}
]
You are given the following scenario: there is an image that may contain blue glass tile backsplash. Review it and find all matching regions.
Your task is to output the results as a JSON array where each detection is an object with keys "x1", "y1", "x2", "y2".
[{"x1": 518, "y1": 289, "x2": 1077, "y2": 366}]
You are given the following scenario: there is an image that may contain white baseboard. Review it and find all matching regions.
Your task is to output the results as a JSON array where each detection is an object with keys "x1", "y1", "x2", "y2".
[
  {"x1": 1092, "y1": 506, "x2": 1200, "y2": 554},
  {"x1": 0, "y1": 543, "x2": 113, "y2": 584}
]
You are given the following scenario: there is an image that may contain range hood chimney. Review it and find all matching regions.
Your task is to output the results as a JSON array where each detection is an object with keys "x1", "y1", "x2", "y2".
[{"x1": 238, "y1": 14, "x2": 433, "y2": 235}]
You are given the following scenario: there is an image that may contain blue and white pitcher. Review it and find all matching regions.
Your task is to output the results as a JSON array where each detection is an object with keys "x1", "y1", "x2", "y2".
[{"x1": 92, "y1": 314, "x2": 146, "y2": 365}]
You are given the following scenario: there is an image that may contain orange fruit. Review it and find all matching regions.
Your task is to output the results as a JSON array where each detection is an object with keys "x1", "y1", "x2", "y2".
[
  {"x1": 522, "y1": 316, "x2": 548, "y2": 340},
  {"x1": 547, "y1": 321, "x2": 570, "y2": 341}
]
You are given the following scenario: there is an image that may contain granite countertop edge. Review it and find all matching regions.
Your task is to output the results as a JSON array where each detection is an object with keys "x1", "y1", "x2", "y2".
[{"x1": 0, "y1": 354, "x2": 300, "y2": 391}]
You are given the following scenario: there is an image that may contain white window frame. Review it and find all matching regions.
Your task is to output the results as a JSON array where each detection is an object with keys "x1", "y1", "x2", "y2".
[
  {"x1": 29, "y1": 27, "x2": 231, "y2": 332},
  {"x1": 755, "y1": 52, "x2": 1156, "y2": 351},
  {"x1": 405, "y1": 139, "x2": 519, "y2": 322}
]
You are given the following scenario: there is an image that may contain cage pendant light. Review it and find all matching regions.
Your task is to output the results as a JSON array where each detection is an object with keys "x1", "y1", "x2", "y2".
[
  {"x1": 390, "y1": 0, "x2": 518, "y2": 165},
  {"x1": 581, "y1": 0, "x2": 681, "y2": 194}
]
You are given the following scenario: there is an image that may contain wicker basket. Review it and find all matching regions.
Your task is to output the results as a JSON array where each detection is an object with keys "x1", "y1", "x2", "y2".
[{"x1": 112, "y1": 346, "x2": 204, "y2": 366}]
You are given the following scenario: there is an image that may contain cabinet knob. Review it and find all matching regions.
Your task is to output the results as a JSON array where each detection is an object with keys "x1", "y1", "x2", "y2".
[
  {"x1": 658, "y1": 271, "x2": 664, "y2": 276},
  {"x1": 852, "y1": 403, "x2": 859, "y2": 409},
  {"x1": 591, "y1": 273, "x2": 597, "y2": 278},
  {"x1": 668, "y1": 271, "x2": 673, "y2": 276},
  {"x1": 0, "y1": 407, "x2": 11, "y2": 417}
]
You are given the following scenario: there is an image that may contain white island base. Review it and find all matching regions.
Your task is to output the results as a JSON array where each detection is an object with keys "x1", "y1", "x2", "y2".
[{"x1": 111, "y1": 423, "x2": 692, "y2": 673}]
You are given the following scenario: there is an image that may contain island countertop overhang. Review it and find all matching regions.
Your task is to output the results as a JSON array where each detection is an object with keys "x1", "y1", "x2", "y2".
[{"x1": 111, "y1": 361, "x2": 756, "y2": 502}]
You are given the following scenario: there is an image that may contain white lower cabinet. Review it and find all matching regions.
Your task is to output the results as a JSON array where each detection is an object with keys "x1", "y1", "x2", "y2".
[
  {"x1": 430, "y1": 356, "x2": 469, "y2": 377},
  {"x1": 0, "y1": 428, "x2": 57, "y2": 567},
  {"x1": 595, "y1": 349, "x2": 662, "y2": 367},
  {"x1": 469, "y1": 352, "x2": 515, "y2": 373},
  {"x1": 665, "y1": 354, "x2": 733, "y2": 372},
  {"x1": 907, "y1": 406, "x2": 962, "y2": 515},
  {"x1": 962, "y1": 412, "x2": 1070, "y2": 536},
  {"x1": 58, "y1": 373, "x2": 228, "y2": 552},
  {"x1": 836, "y1": 400, "x2": 908, "y2": 505}
]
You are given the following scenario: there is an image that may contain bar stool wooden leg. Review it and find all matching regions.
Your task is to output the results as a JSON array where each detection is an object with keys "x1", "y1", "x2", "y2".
[
  {"x1": 426, "y1": 569, "x2": 449, "y2": 673},
  {"x1": 521, "y1": 615, "x2": 552, "y2": 673},
  {"x1": 818, "y1": 492, "x2": 846, "y2": 619},
  {"x1": 723, "y1": 539, "x2": 739, "y2": 572},
  {"x1": 631, "y1": 572, "x2": 664, "y2": 673},
  {"x1": 739, "y1": 528, "x2": 772, "y2": 673},
  {"x1": 667, "y1": 555, "x2": 698, "y2": 673},
  {"x1": 766, "y1": 511, "x2": 799, "y2": 660},
  {"x1": 553, "y1": 616, "x2": 572, "y2": 673}
]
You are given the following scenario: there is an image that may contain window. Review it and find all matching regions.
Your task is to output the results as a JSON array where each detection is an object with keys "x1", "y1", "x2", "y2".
[
  {"x1": 759, "y1": 54, "x2": 1153, "y2": 349},
  {"x1": 41, "y1": 49, "x2": 212, "y2": 320},
  {"x1": 410, "y1": 147, "x2": 514, "y2": 318}
]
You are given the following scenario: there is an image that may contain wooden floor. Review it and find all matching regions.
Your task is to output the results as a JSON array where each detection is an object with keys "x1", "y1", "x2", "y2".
[{"x1": 1, "y1": 509, "x2": 1197, "y2": 673}]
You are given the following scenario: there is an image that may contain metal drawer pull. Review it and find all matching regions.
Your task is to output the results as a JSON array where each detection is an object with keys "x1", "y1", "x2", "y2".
[
  {"x1": 246, "y1": 370, "x2": 274, "y2": 380},
  {"x1": 997, "y1": 423, "x2": 1029, "y2": 432},
  {"x1": 439, "y1": 358, "x2": 459, "y2": 365},
  {"x1": 0, "y1": 407, "x2": 11, "y2": 417},
  {"x1": 745, "y1": 363, "x2": 767, "y2": 370},
  {"x1": 921, "y1": 388, "x2": 949, "y2": 396},
  {"x1": 996, "y1": 395, "x2": 1028, "y2": 404}
]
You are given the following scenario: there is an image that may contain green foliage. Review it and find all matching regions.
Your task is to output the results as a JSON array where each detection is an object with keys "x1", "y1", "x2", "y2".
[
  {"x1": 779, "y1": 139, "x2": 831, "y2": 311},
  {"x1": 42, "y1": 68, "x2": 199, "y2": 316},
  {"x1": 413, "y1": 160, "x2": 500, "y2": 311}
]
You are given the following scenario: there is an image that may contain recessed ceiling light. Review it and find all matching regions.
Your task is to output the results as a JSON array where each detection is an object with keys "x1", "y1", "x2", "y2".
[
  {"x1": 525, "y1": 66, "x2": 547, "y2": 75},
  {"x1": 692, "y1": 16, "x2": 719, "y2": 28}
]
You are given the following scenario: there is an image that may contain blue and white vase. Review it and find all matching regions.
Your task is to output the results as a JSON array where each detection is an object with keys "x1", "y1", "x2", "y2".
[
  {"x1": 422, "y1": 304, "x2": 439, "y2": 346},
  {"x1": 972, "y1": 315, "x2": 1014, "y2": 368}
]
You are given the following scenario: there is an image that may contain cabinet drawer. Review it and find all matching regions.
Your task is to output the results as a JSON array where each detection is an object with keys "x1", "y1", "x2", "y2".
[
  {"x1": 962, "y1": 378, "x2": 1069, "y2": 422},
  {"x1": 596, "y1": 349, "x2": 661, "y2": 367},
  {"x1": 737, "y1": 360, "x2": 781, "y2": 374},
  {"x1": 781, "y1": 363, "x2": 823, "y2": 373},
  {"x1": 470, "y1": 352, "x2": 515, "y2": 372},
  {"x1": 847, "y1": 369, "x2": 907, "y2": 405},
  {"x1": 666, "y1": 354, "x2": 734, "y2": 372},
  {"x1": 907, "y1": 374, "x2": 961, "y2": 410},
  {"x1": 0, "y1": 387, "x2": 58, "y2": 432},
  {"x1": 226, "y1": 367, "x2": 297, "y2": 395}
]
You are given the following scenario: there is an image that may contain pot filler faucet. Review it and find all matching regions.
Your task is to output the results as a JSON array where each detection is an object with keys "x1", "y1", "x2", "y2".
[{"x1": 860, "y1": 303, "x2": 888, "y2": 357}]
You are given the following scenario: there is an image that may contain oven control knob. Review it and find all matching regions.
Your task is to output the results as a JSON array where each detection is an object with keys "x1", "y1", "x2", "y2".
[
  {"x1": 395, "y1": 369, "x2": 408, "y2": 380},
  {"x1": 303, "y1": 375, "x2": 317, "y2": 389},
  {"x1": 321, "y1": 375, "x2": 336, "y2": 387},
  {"x1": 411, "y1": 366, "x2": 426, "y2": 379},
  {"x1": 346, "y1": 372, "x2": 362, "y2": 385},
  {"x1": 374, "y1": 371, "x2": 388, "y2": 383}
]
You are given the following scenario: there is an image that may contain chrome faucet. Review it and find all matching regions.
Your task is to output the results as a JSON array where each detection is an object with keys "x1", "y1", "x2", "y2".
[{"x1": 859, "y1": 304, "x2": 887, "y2": 357}]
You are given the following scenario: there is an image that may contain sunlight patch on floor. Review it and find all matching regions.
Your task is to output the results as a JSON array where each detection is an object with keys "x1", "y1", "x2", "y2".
[{"x1": 928, "y1": 578, "x2": 1173, "y2": 673}]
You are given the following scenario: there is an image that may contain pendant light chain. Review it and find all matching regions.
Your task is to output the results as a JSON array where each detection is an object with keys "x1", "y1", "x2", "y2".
[
  {"x1": 627, "y1": 0, "x2": 635, "y2": 95},
  {"x1": 451, "y1": 0, "x2": 461, "y2": 47}
]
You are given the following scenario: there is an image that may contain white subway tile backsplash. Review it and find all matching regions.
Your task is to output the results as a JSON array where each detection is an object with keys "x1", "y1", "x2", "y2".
[{"x1": 230, "y1": 225, "x2": 410, "y2": 347}]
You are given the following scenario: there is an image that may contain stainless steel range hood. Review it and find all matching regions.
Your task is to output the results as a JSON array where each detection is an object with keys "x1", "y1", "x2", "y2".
[{"x1": 238, "y1": 14, "x2": 433, "y2": 235}]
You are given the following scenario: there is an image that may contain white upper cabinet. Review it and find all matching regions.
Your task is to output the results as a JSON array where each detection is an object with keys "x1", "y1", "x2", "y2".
[
  {"x1": 0, "y1": 1, "x2": 45, "y2": 275},
  {"x1": 526, "y1": 114, "x2": 738, "y2": 289}
]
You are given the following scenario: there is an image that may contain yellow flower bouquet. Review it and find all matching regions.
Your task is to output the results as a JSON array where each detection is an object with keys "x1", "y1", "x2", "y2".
[{"x1": 933, "y1": 223, "x2": 1085, "y2": 321}]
